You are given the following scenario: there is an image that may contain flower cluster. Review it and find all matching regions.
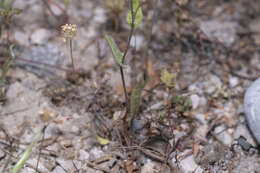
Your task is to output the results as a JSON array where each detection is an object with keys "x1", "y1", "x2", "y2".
[{"x1": 61, "y1": 24, "x2": 77, "y2": 38}]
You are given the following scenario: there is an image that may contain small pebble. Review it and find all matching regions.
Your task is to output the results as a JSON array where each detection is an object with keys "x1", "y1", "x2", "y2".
[
  {"x1": 60, "y1": 139, "x2": 73, "y2": 148},
  {"x1": 190, "y1": 94, "x2": 200, "y2": 109}
]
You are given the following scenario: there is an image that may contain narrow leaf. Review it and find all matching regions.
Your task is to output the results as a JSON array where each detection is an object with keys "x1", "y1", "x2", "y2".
[
  {"x1": 0, "y1": 44, "x2": 16, "y2": 85},
  {"x1": 128, "y1": 79, "x2": 148, "y2": 124},
  {"x1": 12, "y1": 129, "x2": 43, "y2": 173},
  {"x1": 105, "y1": 34, "x2": 127, "y2": 68},
  {"x1": 126, "y1": 0, "x2": 143, "y2": 29}
]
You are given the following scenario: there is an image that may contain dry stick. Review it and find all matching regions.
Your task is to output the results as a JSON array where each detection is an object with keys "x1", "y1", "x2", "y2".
[
  {"x1": 0, "y1": 126, "x2": 14, "y2": 173},
  {"x1": 41, "y1": 0, "x2": 59, "y2": 20},
  {"x1": 47, "y1": 0, "x2": 66, "y2": 13},
  {"x1": 13, "y1": 57, "x2": 86, "y2": 75},
  {"x1": 143, "y1": 0, "x2": 158, "y2": 79}
]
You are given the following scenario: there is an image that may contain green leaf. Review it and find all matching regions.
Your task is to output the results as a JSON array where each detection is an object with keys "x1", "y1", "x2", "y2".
[
  {"x1": 3, "y1": 0, "x2": 15, "y2": 9},
  {"x1": 126, "y1": 0, "x2": 143, "y2": 29},
  {"x1": 105, "y1": 34, "x2": 127, "y2": 68},
  {"x1": 12, "y1": 128, "x2": 44, "y2": 173},
  {"x1": 63, "y1": 0, "x2": 70, "y2": 7},
  {"x1": 96, "y1": 135, "x2": 110, "y2": 146},
  {"x1": 160, "y1": 69, "x2": 176, "y2": 89},
  {"x1": 128, "y1": 79, "x2": 148, "y2": 124}
]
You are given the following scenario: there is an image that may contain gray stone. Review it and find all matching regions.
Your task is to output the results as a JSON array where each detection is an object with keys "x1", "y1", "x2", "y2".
[
  {"x1": 133, "y1": 118, "x2": 146, "y2": 131},
  {"x1": 18, "y1": 44, "x2": 62, "y2": 76},
  {"x1": 244, "y1": 78, "x2": 260, "y2": 144},
  {"x1": 141, "y1": 160, "x2": 158, "y2": 173},
  {"x1": 200, "y1": 20, "x2": 238, "y2": 46},
  {"x1": 178, "y1": 151, "x2": 203, "y2": 173},
  {"x1": 195, "y1": 142, "x2": 226, "y2": 166},
  {"x1": 234, "y1": 124, "x2": 257, "y2": 147},
  {"x1": 190, "y1": 94, "x2": 200, "y2": 109},
  {"x1": 214, "y1": 125, "x2": 233, "y2": 146},
  {"x1": 203, "y1": 74, "x2": 222, "y2": 94},
  {"x1": 194, "y1": 113, "x2": 207, "y2": 124},
  {"x1": 130, "y1": 35, "x2": 144, "y2": 50},
  {"x1": 149, "y1": 101, "x2": 163, "y2": 110},
  {"x1": 14, "y1": 30, "x2": 30, "y2": 46},
  {"x1": 229, "y1": 76, "x2": 239, "y2": 88},
  {"x1": 30, "y1": 28, "x2": 52, "y2": 45},
  {"x1": 233, "y1": 155, "x2": 260, "y2": 173}
]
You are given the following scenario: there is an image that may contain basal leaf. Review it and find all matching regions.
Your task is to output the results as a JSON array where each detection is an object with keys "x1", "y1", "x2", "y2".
[
  {"x1": 126, "y1": 0, "x2": 143, "y2": 29},
  {"x1": 128, "y1": 79, "x2": 148, "y2": 124},
  {"x1": 105, "y1": 34, "x2": 127, "y2": 68},
  {"x1": 0, "y1": 44, "x2": 16, "y2": 85}
]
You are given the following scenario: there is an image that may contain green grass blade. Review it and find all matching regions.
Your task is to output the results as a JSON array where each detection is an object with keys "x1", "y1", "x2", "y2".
[
  {"x1": 11, "y1": 129, "x2": 43, "y2": 173},
  {"x1": 0, "y1": 44, "x2": 15, "y2": 85},
  {"x1": 126, "y1": 0, "x2": 143, "y2": 29},
  {"x1": 105, "y1": 34, "x2": 127, "y2": 68}
]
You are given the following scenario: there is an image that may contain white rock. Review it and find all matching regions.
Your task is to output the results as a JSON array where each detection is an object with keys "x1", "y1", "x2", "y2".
[
  {"x1": 0, "y1": 149, "x2": 5, "y2": 159},
  {"x1": 50, "y1": 4, "x2": 63, "y2": 16},
  {"x1": 6, "y1": 82, "x2": 24, "y2": 99},
  {"x1": 214, "y1": 125, "x2": 233, "y2": 146},
  {"x1": 93, "y1": 7, "x2": 106, "y2": 24},
  {"x1": 234, "y1": 124, "x2": 257, "y2": 147},
  {"x1": 195, "y1": 125, "x2": 208, "y2": 140},
  {"x1": 14, "y1": 30, "x2": 30, "y2": 46},
  {"x1": 149, "y1": 101, "x2": 163, "y2": 110},
  {"x1": 179, "y1": 151, "x2": 203, "y2": 173},
  {"x1": 130, "y1": 35, "x2": 144, "y2": 50},
  {"x1": 141, "y1": 160, "x2": 156, "y2": 173},
  {"x1": 79, "y1": 149, "x2": 90, "y2": 160},
  {"x1": 30, "y1": 28, "x2": 52, "y2": 45},
  {"x1": 199, "y1": 96, "x2": 207, "y2": 106},
  {"x1": 194, "y1": 114, "x2": 207, "y2": 124},
  {"x1": 190, "y1": 94, "x2": 200, "y2": 109},
  {"x1": 244, "y1": 78, "x2": 260, "y2": 144},
  {"x1": 203, "y1": 74, "x2": 222, "y2": 94},
  {"x1": 229, "y1": 76, "x2": 239, "y2": 87},
  {"x1": 200, "y1": 20, "x2": 238, "y2": 46},
  {"x1": 53, "y1": 166, "x2": 67, "y2": 173},
  {"x1": 90, "y1": 147, "x2": 104, "y2": 159},
  {"x1": 188, "y1": 83, "x2": 203, "y2": 94}
]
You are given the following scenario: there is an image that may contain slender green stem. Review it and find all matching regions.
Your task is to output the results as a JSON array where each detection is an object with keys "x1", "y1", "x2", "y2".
[
  {"x1": 0, "y1": 44, "x2": 15, "y2": 85},
  {"x1": 120, "y1": 67, "x2": 128, "y2": 102},
  {"x1": 69, "y1": 38, "x2": 75, "y2": 71},
  {"x1": 121, "y1": 0, "x2": 135, "y2": 64},
  {"x1": 117, "y1": 0, "x2": 135, "y2": 107}
]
